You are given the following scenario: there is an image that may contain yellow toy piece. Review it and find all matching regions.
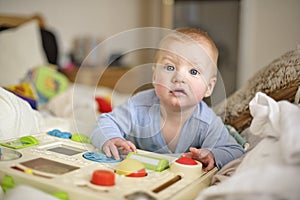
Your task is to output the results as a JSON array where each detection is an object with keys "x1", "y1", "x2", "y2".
[{"x1": 115, "y1": 158, "x2": 145, "y2": 176}]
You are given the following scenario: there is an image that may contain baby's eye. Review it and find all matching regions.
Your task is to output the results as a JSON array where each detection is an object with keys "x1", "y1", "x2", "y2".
[
  {"x1": 190, "y1": 69, "x2": 200, "y2": 76},
  {"x1": 165, "y1": 65, "x2": 175, "y2": 71}
]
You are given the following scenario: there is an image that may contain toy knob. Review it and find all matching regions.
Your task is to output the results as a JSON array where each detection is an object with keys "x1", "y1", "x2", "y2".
[
  {"x1": 175, "y1": 157, "x2": 198, "y2": 165},
  {"x1": 170, "y1": 157, "x2": 203, "y2": 178},
  {"x1": 91, "y1": 170, "x2": 115, "y2": 186}
]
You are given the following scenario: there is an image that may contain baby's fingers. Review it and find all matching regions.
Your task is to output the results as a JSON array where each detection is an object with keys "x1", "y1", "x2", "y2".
[
  {"x1": 103, "y1": 141, "x2": 120, "y2": 160},
  {"x1": 115, "y1": 139, "x2": 136, "y2": 153},
  {"x1": 203, "y1": 160, "x2": 214, "y2": 172},
  {"x1": 126, "y1": 140, "x2": 137, "y2": 152},
  {"x1": 181, "y1": 152, "x2": 193, "y2": 158}
]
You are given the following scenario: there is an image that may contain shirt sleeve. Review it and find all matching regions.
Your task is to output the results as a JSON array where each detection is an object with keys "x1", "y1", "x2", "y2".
[
  {"x1": 202, "y1": 115, "x2": 245, "y2": 169},
  {"x1": 90, "y1": 100, "x2": 133, "y2": 150}
]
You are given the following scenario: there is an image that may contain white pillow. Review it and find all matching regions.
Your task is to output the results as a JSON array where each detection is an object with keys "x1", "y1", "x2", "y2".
[{"x1": 0, "y1": 20, "x2": 48, "y2": 86}]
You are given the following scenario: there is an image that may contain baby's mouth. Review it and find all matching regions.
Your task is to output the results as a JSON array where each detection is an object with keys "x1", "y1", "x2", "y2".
[{"x1": 170, "y1": 89, "x2": 187, "y2": 96}]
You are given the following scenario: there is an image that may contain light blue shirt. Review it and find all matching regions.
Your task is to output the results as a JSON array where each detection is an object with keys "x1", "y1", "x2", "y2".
[{"x1": 91, "y1": 89, "x2": 244, "y2": 169}]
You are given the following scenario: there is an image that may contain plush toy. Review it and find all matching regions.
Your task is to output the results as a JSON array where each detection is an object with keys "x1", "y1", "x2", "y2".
[
  {"x1": 4, "y1": 82, "x2": 38, "y2": 109},
  {"x1": 23, "y1": 66, "x2": 69, "y2": 105}
]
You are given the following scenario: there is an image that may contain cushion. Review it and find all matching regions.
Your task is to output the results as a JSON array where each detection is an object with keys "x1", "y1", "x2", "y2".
[
  {"x1": 214, "y1": 47, "x2": 300, "y2": 132},
  {"x1": 0, "y1": 20, "x2": 47, "y2": 86}
]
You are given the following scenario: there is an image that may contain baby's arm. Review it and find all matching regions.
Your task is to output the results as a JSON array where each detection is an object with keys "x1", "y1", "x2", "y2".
[
  {"x1": 91, "y1": 100, "x2": 136, "y2": 159},
  {"x1": 196, "y1": 116, "x2": 244, "y2": 169},
  {"x1": 182, "y1": 147, "x2": 215, "y2": 172},
  {"x1": 102, "y1": 138, "x2": 136, "y2": 160}
]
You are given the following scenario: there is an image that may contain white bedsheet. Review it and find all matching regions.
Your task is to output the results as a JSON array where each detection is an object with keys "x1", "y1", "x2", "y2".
[
  {"x1": 0, "y1": 87, "x2": 44, "y2": 140},
  {"x1": 0, "y1": 87, "x2": 81, "y2": 140},
  {"x1": 197, "y1": 92, "x2": 300, "y2": 200}
]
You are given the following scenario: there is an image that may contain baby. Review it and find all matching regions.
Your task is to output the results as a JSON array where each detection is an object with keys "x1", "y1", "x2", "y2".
[{"x1": 91, "y1": 28, "x2": 244, "y2": 171}]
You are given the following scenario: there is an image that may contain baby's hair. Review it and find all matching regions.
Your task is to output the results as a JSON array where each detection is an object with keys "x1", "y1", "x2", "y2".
[{"x1": 175, "y1": 27, "x2": 219, "y2": 65}]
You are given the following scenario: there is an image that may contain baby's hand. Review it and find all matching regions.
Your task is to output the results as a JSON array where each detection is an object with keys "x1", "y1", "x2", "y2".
[
  {"x1": 102, "y1": 138, "x2": 136, "y2": 160},
  {"x1": 182, "y1": 147, "x2": 215, "y2": 172}
]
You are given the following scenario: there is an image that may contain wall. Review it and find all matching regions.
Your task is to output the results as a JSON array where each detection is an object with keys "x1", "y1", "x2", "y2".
[
  {"x1": 237, "y1": 0, "x2": 300, "y2": 88},
  {"x1": 0, "y1": 0, "x2": 162, "y2": 66},
  {"x1": 173, "y1": 0, "x2": 240, "y2": 104}
]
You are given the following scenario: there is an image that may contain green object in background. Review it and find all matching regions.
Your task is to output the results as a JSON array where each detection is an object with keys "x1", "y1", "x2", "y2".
[
  {"x1": 52, "y1": 191, "x2": 69, "y2": 200},
  {"x1": 34, "y1": 67, "x2": 69, "y2": 99},
  {"x1": 71, "y1": 134, "x2": 91, "y2": 144},
  {"x1": 226, "y1": 125, "x2": 249, "y2": 151},
  {"x1": 1, "y1": 175, "x2": 15, "y2": 192}
]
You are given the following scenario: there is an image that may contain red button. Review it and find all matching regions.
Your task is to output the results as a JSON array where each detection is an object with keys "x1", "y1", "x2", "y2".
[
  {"x1": 175, "y1": 157, "x2": 197, "y2": 165},
  {"x1": 91, "y1": 170, "x2": 115, "y2": 186}
]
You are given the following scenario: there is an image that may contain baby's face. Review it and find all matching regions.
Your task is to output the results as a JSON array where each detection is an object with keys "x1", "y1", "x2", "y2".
[{"x1": 153, "y1": 37, "x2": 216, "y2": 109}]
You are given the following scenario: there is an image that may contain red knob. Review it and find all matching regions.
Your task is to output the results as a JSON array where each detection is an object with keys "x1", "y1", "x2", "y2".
[
  {"x1": 175, "y1": 157, "x2": 197, "y2": 165},
  {"x1": 91, "y1": 170, "x2": 115, "y2": 186}
]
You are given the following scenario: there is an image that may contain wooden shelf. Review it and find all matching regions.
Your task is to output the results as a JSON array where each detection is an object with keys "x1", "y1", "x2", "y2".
[
  {"x1": 0, "y1": 14, "x2": 45, "y2": 28},
  {"x1": 61, "y1": 66, "x2": 153, "y2": 94},
  {"x1": 61, "y1": 66, "x2": 129, "y2": 87}
]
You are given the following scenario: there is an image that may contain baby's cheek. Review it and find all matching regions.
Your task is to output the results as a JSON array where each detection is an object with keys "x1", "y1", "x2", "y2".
[
  {"x1": 154, "y1": 84, "x2": 166, "y2": 96},
  {"x1": 191, "y1": 87, "x2": 206, "y2": 102},
  {"x1": 154, "y1": 79, "x2": 169, "y2": 90}
]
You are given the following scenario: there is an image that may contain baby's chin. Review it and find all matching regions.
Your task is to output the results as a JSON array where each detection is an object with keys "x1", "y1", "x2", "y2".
[
  {"x1": 168, "y1": 97, "x2": 188, "y2": 108},
  {"x1": 170, "y1": 100, "x2": 181, "y2": 107},
  {"x1": 168, "y1": 98, "x2": 200, "y2": 110}
]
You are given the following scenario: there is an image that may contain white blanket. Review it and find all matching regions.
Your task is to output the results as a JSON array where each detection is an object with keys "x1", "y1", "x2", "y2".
[
  {"x1": 248, "y1": 92, "x2": 300, "y2": 165},
  {"x1": 0, "y1": 87, "x2": 44, "y2": 140},
  {"x1": 197, "y1": 92, "x2": 300, "y2": 200},
  {"x1": 0, "y1": 87, "x2": 78, "y2": 140}
]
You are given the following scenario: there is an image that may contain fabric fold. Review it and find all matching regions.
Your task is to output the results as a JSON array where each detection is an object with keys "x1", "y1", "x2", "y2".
[{"x1": 250, "y1": 92, "x2": 300, "y2": 164}]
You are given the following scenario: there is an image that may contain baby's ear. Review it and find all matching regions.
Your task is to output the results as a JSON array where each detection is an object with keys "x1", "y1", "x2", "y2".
[{"x1": 204, "y1": 77, "x2": 217, "y2": 97}]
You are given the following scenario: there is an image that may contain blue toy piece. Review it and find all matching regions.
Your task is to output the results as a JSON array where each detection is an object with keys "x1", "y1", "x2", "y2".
[
  {"x1": 47, "y1": 129, "x2": 72, "y2": 139},
  {"x1": 83, "y1": 152, "x2": 121, "y2": 163}
]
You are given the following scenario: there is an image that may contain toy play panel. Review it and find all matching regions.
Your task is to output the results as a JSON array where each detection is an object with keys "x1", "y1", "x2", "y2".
[
  {"x1": 0, "y1": 147, "x2": 22, "y2": 161},
  {"x1": 0, "y1": 133, "x2": 217, "y2": 200}
]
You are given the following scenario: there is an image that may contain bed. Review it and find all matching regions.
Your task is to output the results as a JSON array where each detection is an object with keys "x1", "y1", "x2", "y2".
[{"x1": 1, "y1": 14, "x2": 300, "y2": 200}]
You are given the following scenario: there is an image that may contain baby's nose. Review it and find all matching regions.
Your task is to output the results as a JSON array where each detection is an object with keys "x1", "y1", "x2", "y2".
[{"x1": 172, "y1": 71, "x2": 186, "y2": 83}]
